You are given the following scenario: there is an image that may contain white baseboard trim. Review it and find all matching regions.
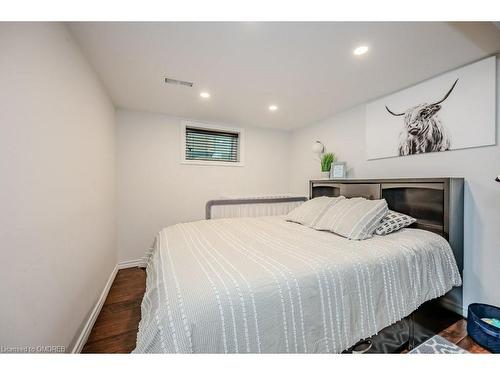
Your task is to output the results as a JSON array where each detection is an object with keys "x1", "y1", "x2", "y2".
[
  {"x1": 70, "y1": 258, "x2": 146, "y2": 353},
  {"x1": 463, "y1": 307, "x2": 468, "y2": 318},
  {"x1": 70, "y1": 264, "x2": 119, "y2": 353},
  {"x1": 118, "y1": 257, "x2": 146, "y2": 269}
]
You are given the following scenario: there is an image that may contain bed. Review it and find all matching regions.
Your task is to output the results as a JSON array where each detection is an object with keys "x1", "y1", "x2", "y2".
[{"x1": 133, "y1": 178, "x2": 463, "y2": 353}]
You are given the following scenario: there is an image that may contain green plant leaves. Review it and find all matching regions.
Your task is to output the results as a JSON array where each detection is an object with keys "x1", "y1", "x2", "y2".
[{"x1": 321, "y1": 152, "x2": 336, "y2": 172}]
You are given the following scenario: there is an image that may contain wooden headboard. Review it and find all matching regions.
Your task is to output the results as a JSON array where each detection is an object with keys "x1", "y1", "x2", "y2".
[{"x1": 310, "y1": 177, "x2": 464, "y2": 314}]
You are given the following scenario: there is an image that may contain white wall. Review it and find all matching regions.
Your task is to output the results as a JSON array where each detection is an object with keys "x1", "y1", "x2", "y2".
[
  {"x1": 289, "y1": 58, "x2": 500, "y2": 314},
  {"x1": 116, "y1": 110, "x2": 291, "y2": 262},
  {"x1": 0, "y1": 23, "x2": 116, "y2": 350}
]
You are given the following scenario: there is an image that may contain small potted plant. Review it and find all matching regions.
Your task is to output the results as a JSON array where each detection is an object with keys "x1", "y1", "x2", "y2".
[{"x1": 321, "y1": 152, "x2": 335, "y2": 179}]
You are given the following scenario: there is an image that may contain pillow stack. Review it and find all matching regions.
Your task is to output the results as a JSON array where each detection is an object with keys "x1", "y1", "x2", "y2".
[
  {"x1": 286, "y1": 196, "x2": 417, "y2": 240},
  {"x1": 285, "y1": 196, "x2": 345, "y2": 228},
  {"x1": 313, "y1": 197, "x2": 388, "y2": 240}
]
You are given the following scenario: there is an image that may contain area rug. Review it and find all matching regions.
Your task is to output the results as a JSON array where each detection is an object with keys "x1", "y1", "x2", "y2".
[{"x1": 409, "y1": 335, "x2": 469, "y2": 354}]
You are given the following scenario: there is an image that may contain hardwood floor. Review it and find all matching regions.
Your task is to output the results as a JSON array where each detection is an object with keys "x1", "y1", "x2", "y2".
[
  {"x1": 82, "y1": 267, "x2": 490, "y2": 354},
  {"x1": 435, "y1": 319, "x2": 490, "y2": 353},
  {"x1": 82, "y1": 267, "x2": 146, "y2": 353}
]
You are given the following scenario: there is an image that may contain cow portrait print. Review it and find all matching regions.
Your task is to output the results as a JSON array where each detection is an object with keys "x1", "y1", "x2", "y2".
[{"x1": 385, "y1": 79, "x2": 458, "y2": 156}]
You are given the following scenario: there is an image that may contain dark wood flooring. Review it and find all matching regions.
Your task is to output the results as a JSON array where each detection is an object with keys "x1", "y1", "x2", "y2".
[
  {"x1": 82, "y1": 267, "x2": 146, "y2": 353},
  {"x1": 440, "y1": 320, "x2": 490, "y2": 353},
  {"x1": 82, "y1": 267, "x2": 490, "y2": 354}
]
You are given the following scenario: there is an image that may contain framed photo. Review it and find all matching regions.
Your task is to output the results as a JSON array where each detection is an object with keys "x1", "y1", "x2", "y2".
[{"x1": 330, "y1": 162, "x2": 346, "y2": 179}]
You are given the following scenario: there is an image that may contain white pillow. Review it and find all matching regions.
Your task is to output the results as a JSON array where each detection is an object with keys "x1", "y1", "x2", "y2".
[
  {"x1": 374, "y1": 210, "x2": 416, "y2": 235},
  {"x1": 314, "y1": 197, "x2": 388, "y2": 240},
  {"x1": 285, "y1": 196, "x2": 345, "y2": 227}
]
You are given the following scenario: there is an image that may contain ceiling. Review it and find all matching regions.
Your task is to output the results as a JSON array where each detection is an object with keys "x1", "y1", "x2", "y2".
[{"x1": 69, "y1": 22, "x2": 500, "y2": 130}]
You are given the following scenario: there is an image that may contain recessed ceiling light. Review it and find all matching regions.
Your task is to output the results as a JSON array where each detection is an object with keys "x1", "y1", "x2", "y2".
[
  {"x1": 353, "y1": 45, "x2": 369, "y2": 56},
  {"x1": 268, "y1": 105, "x2": 278, "y2": 112},
  {"x1": 200, "y1": 92, "x2": 210, "y2": 99}
]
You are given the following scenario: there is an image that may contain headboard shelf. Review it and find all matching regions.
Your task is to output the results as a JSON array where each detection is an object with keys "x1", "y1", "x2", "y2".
[
  {"x1": 309, "y1": 177, "x2": 459, "y2": 184},
  {"x1": 309, "y1": 177, "x2": 464, "y2": 314}
]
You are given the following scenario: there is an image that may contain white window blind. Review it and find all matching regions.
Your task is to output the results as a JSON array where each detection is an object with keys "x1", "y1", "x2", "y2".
[{"x1": 185, "y1": 126, "x2": 240, "y2": 163}]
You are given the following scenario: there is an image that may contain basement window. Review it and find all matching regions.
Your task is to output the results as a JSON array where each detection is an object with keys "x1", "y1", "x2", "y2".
[{"x1": 181, "y1": 121, "x2": 244, "y2": 166}]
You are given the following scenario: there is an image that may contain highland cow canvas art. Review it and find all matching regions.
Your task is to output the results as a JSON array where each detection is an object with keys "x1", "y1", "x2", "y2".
[{"x1": 366, "y1": 56, "x2": 496, "y2": 160}]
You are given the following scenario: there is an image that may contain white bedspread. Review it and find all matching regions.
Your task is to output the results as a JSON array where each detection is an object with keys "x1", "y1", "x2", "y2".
[{"x1": 133, "y1": 216, "x2": 461, "y2": 353}]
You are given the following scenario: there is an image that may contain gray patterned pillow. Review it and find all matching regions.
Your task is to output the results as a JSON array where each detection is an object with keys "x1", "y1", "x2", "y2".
[
  {"x1": 285, "y1": 196, "x2": 345, "y2": 227},
  {"x1": 313, "y1": 197, "x2": 388, "y2": 240},
  {"x1": 374, "y1": 210, "x2": 416, "y2": 235}
]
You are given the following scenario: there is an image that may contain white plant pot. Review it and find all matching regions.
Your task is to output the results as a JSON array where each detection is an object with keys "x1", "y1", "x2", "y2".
[{"x1": 321, "y1": 171, "x2": 330, "y2": 179}]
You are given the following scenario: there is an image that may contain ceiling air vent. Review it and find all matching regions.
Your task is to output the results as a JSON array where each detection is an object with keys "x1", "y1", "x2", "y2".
[{"x1": 164, "y1": 77, "x2": 194, "y2": 87}]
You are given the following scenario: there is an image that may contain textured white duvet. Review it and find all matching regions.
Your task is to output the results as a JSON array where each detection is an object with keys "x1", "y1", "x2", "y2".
[{"x1": 133, "y1": 216, "x2": 461, "y2": 353}]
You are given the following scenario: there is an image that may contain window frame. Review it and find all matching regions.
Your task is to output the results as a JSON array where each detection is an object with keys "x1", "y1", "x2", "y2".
[{"x1": 180, "y1": 120, "x2": 245, "y2": 167}]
